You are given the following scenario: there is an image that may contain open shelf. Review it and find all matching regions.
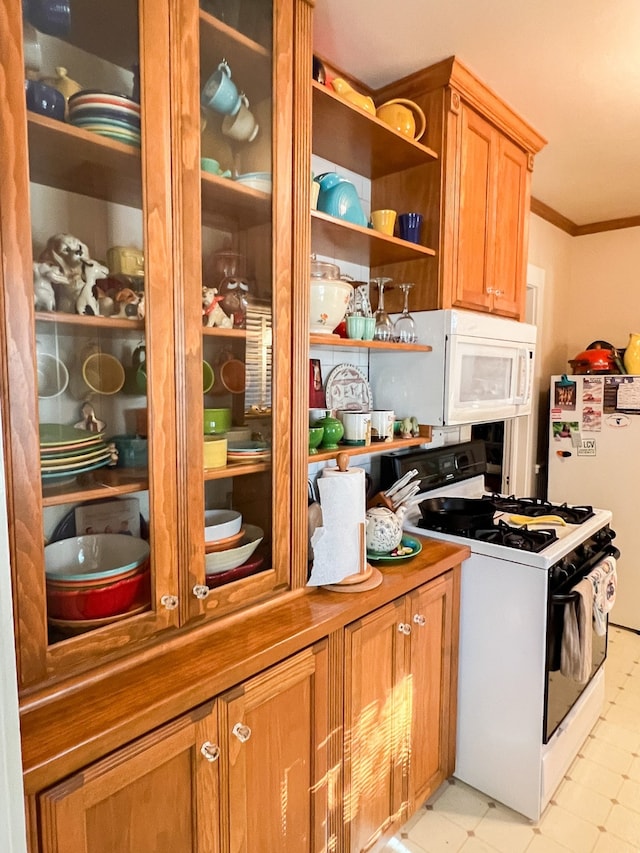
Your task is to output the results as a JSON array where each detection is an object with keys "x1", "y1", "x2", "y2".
[
  {"x1": 309, "y1": 434, "x2": 430, "y2": 464},
  {"x1": 311, "y1": 210, "x2": 435, "y2": 267},
  {"x1": 35, "y1": 312, "x2": 144, "y2": 332},
  {"x1": 41, "y1": 468, "x2": 148, "y2": 508},
  {"x1": 312, "y1": 81, "x2": 438, "y2": 179},
  {"x1": 310, "y1": 334, "x2": 431, "y2": 352},
  {"x1": 204, "y1": 460, "x2": 271, "y2": 481}
]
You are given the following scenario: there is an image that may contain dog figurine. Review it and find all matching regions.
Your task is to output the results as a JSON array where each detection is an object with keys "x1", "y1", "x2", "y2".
[
  {"x1": 33, "y1": 261, "x2": 66, "y2": 311},
  {"x1": 202, "y1": 286, "x2": 232, "y2": 328},
  {"x1": 38, "y1": 233, "x2": 91, "y2": 313},
  {"x1": 75, "y1": 261, "x2": 109, "y2": 316}
]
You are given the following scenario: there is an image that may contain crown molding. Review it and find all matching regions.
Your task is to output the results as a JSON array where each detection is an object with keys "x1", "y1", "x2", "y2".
[{"x1": 531, "y1": 198, "x2": 640, "y2": 237}]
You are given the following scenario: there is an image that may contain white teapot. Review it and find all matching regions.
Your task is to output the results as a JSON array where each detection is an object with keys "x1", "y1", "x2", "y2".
[{"x1": 365, "y1": 505, "x2": 407, "y2": 555}]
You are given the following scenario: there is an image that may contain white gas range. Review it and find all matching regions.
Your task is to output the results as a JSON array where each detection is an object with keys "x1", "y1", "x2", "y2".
[{"x1": 381, "y1": 441, "x2": 618, "y2": 821}]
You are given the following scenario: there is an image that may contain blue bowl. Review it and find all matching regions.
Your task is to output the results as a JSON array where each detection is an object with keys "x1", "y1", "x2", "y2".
[{"x1": 25, "y1": 79, "x2": 65, "y2": 121}]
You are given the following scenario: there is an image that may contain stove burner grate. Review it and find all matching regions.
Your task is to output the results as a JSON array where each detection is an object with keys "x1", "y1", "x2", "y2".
[
  {"x1": 485, "y1": 494, "x2": 594, "y2": 524},
  {"x1": 418, "y1": 518, "x2": 559, "y2": 552}
]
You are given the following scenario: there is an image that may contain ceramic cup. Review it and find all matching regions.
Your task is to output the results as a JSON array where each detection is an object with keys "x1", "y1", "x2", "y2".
[
  {"x1": 221, "y1": 100, "x2": 259, "y2": 143},
  {"x1": 362, "y1": 316, "x2": 376, "y2": 341},
  {"x1": 309, "y1": 407, "x2": 330, "y2": 426},
  {"x1": 370, "y1": 410, "x2": 395, "y2": 442},
  {"x1": 27, "y1": 0, "x2": 71, "y2": 38},
  {"x1": 25, "y1": 79, "x2": 65, "y2": 121},
  {"x1": 204, "y1": 435, "x2": 227, "y2": 469},
  {"x1": 22, "y1": 22, "x2": 42, "y2": 74},
  {"x1": 398, "y1": 212, "x2": 423, "y2": 244},
  {"x1": 200, "y1": 157, "x2": 232, "y2": 177},
  {"x1": 346, "y1": 315, "x2": 365, "y2": 340},
  {"x1": 370, "y1": 209, "x2": 397, "y2": 236},
  {"x1": 338, "y1": 411, "x2": 371, "y2": 446},
  {"x1": 212, "y1": 358, "x2": 246, "y2": 395},
  {"x1": 201, "y1": 60, "x2": 242, "y2": 115},
  {"x1": 203, "y1": 407, "x2": 232, "y2": 435},
  {"x1": 71, "y1": 352, "x2": 125, "y2": 399},
  {"x1": 202, "y1": 360, "x2": 215, "y2": 394}
]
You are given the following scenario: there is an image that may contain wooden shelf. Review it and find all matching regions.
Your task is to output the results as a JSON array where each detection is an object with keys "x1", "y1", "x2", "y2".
[
  {"x1": 201, "y1": 173, "x2": 271, "y2": 229},
  {"x1": 310, "y1": 334, "x2": 431, "y2": 352},
  {"x1": 202, "y1": 326, "x2": 248, "y2": 340},
  {"x1": 199, "y1": 10, "x2": 271, "y2": 105},
  {"x1": 309, "y1": 435, "x2": 430, "y2": 464},
  {"x1": 204, "y1": 461, "x2": 271, "y2": 480},
  {"x1": 35, "y1": 312, "x2": 144, "y2": 332},
  {"x1": 311, "y1": 210, "x2": 435, "y2": 267},
  {"x1": 27, "y1": 114, "x2": 142, "y2": 208},
  {"x1": 41, "y1": 468, "x2": 148, "y2": 508},
  {"x1": 312, "y1": 81, "x2": 438, "y2": 179}
]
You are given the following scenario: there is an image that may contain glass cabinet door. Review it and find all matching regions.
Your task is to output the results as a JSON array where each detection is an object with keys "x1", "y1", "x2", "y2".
[
  {"x1": 0, "y1": 0, "x2": 177, "y2": 685},
  {"x1": 174, "y1": 0, "x2": 292, "y2": 620}
]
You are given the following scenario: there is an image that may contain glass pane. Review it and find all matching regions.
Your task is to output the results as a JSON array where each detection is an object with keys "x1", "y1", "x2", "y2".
[
  {"x1": 25, "y1": 1, "x2": 151, "y2": 642},
  {"x1": 199, "y1": 0, "x2": 273, "y2": 589}
]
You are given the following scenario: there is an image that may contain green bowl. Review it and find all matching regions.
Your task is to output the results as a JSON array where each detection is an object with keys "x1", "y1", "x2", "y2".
[
  {"x1": 308, "y1": 426, "x2": 324, "y2": 454},
  {"x1": 204, "y1": 407, "x2": 231, "y2": 434}
]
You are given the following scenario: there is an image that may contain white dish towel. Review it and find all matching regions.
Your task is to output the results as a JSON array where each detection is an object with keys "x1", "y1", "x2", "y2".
[{"x1": 560, "y1": 577, "x2": 594, "y2": 684}]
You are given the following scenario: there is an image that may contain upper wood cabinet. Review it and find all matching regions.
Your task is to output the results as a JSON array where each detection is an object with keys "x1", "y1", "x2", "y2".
[
  {"x1": 371, "y1": 56, "x2": 546, "y2": 319},
  {"x1": 0, "y1": 0, "x2": 304, "y2": 690}
]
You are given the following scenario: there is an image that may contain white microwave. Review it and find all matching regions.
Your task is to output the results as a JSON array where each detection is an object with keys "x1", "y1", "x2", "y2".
[{"x1": 370, "y1": 309, "x2": 536, "y2": 426}]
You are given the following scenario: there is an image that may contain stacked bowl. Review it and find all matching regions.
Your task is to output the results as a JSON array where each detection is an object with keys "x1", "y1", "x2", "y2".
[
  {"x1": 45, "y1": 534, "x2": 150, "y2": 634},
  {"x1": 204, "y1": 509, "x2": 264, "y2": 585},
  {"x1": 68, "y1": 90, "x2": 141, "y2": 148}
]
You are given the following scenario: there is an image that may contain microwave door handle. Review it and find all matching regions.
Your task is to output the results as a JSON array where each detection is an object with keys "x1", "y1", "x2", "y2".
[{"x1": 514, "y1": 348, "x2": 532, "y2": 404}]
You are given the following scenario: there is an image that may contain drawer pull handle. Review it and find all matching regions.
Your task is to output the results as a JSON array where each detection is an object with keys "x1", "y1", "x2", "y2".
[
  {"x1": 200, "y1": 741, "x2": 220, "y2": 762},
  {"x1": 232, "y1": 722, "x2": 252, "y2": 743}
]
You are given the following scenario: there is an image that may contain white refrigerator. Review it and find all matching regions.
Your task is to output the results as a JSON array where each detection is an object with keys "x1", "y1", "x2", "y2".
[{"x1": 548, "y1": 374, "x2": 639, "y2": 631}]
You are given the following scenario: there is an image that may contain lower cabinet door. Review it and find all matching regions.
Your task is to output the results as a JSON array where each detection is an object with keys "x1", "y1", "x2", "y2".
[
  {"x1": 218, "y1": 642, "x2": 329, "y2": 853},
  {"x1": 406, "y1": 571, "x2": 457, "y2": 812},
  {"x1": 39, "y1": 702, "x2": 220, "y2": 853},
  {"x1": 343, "y1": 598, "x2": 408, "y2": 853}
]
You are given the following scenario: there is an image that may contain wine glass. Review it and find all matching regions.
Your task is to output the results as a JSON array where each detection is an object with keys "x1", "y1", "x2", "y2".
[
  {"x1": 370, "y1": 277, "x2": 393, "y2": 341},
  {"x1": 393, "y1": 283, "x2": 417, "y2": 343}
]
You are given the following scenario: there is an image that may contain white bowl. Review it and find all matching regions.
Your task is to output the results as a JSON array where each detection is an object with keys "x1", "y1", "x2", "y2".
[
  {"x1": 204, "y1": 509, "x2": 243, "y2": 542},
  {"x1": 37, "y1": 353, "x2": 69, "y2": 398},
  {"x1": 205, "y1": 524, "x2": 263, "y2": 574},
  {"x1": 309, "y1": 279, "x2": 352, "y2": 334},
  {"x1": 44, "y1": 534, "x2": 150, "y2": 583}
]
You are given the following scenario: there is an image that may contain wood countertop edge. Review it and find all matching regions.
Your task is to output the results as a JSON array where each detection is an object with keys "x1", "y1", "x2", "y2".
[{"x1": 19, "y1": 536, "x2": 469, "y2": 792}]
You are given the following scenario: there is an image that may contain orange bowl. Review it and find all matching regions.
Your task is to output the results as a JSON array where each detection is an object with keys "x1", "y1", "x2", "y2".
[
  {"x1": 204, "y1": 528, "x2": 246, "y2": 553},
  {"x1": 46, "y1": 566, "x2": 150, "y2": 620}
]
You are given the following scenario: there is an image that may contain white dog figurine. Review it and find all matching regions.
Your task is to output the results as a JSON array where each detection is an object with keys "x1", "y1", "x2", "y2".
[
  {"x1": 33, "y1": 261, "x2": 66, "y2": 311},
  {"x1": 38, "y1": 233, "x2": 92, "y2": 313},
  {"x1": 202, "y1": 286, "x2": 232, "y2": 328},
  {"x1": 75, "y1": 261, "x2": 109, "y2": 316}
]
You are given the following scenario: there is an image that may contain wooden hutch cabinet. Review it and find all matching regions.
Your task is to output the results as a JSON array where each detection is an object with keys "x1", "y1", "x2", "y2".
[
  {"x1": 370, "y1": 56, "x2": 546, "y2": 319},
  {"x1": 0, "y1": 2, "x2": 472, "y2": 851}
]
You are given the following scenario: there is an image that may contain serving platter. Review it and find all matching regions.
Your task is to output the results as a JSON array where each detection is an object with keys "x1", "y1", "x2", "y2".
[{"x1": 325, "y1": 363, "x2": 372, "y2": 411}]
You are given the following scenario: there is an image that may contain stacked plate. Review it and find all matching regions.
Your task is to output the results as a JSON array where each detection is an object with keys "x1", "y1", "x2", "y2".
[
  {"x1": 68, "y1": 90, "x2": 141, "y2": 148},
  {"x1": 226, "y1": 440, "x2": 271, "y2": 463},
  {"x1": 40, "y1": 424, "x2": 114, "y2": 482},
  {"x1": 234, "y1": 172, "x2": 272, "y2": 193}
]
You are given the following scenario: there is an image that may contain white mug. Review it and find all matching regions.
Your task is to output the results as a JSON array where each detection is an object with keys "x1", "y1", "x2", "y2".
[
  {"x1": 338, "y1": 411, "x2": 371, "y2": 446},
  {"x1": 370, "y1": 410, "x2": 395, "y2": 442},
  {"x1": 222, "y1": 100, "x2": 259, "y2": 142}
]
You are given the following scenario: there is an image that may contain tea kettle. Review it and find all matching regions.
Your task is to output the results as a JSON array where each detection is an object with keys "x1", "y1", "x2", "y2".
[{"x1": 365, "y1": 505, "x2": 407, "y2": 555}]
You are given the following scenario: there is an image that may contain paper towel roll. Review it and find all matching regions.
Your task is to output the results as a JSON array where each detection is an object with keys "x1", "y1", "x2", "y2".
[{"x1": 307, "y1": 466, "x2": 366, "y2": 586}]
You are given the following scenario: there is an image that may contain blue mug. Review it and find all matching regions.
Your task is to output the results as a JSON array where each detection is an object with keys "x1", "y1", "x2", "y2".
[
  {"x1": 201, "y1": 60, "x2": 242, "y2": 115},
  {"x1": 27, "y1": 0, "x2": 71, "y2": 38},
  {"x1": 398, "y1": 212, "x2": 423, "y2": 244}
]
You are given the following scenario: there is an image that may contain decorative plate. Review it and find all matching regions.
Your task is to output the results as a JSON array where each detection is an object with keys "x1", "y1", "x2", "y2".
[
  {"x1": 367, "y1": 535, "x2": 423, "y2": 562},
  {"x1": 325, "y1": 363, "x2": 373, "y2": 412},
  {"x1": 39, "y1": 423, "x2": 105, "y2": 447},
  {"x1": 41, "y1": 457, "x2": 113, "y2": 479}
]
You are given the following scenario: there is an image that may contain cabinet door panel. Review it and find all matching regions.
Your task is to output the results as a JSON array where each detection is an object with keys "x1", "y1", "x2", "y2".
[
  {"x1": 344, "y1": 600, "x2": 408, "y2": 853},
  {"x1": 492, "y1": 135, "x2": 529, "y2": 318},
  {"x1": 219, "y1": 643, "x2": 329, "y2": 853},
  {"x1": 39, "y1": 704, "x2": 220, "y2": 853},
  {"x1": 454, "y1": 105, "x2": 494, "y2": 312},
  {"x1": 407, "y1": 572, "x2": 456, "y2": 811}
]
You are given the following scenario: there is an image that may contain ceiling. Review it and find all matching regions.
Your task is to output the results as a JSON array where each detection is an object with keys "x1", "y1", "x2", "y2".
[{"x1": 313, "y1": 0, "x2": 640, "y2": 227}]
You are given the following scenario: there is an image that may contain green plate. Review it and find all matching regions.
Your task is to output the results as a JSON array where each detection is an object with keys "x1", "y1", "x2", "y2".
[
  {"x1": 367, "y1": 535, "x2": 422, "y2": 563},
  {"x1": 39, "y1": 424, "x2": 105, "y2": 447}
]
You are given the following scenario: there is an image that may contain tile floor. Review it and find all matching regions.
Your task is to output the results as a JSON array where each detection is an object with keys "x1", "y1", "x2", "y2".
[{"x1": 387, "y1": 624, "x2": 640, "y2": 852}]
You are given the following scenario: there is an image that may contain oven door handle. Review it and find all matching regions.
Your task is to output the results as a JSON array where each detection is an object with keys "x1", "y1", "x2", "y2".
[{"x1": 551, "y1": 546, "x2": 620, "y2": 604}]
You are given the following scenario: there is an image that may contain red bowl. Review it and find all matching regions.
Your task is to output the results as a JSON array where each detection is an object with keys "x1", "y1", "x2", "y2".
[{"x1": 46, "y1": 566, "x2": 150, "y2": 620}]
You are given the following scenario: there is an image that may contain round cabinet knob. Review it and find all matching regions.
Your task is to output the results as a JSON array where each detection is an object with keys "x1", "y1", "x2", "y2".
[
  {"x1": 398, "y1": 622, "x2": 412, "y2": 636},
  {"x1": 160, "y1": 594, "x2": 179, "y2": 610},
  {"x1": 200, "y1": 741, "x2": 220, "y2": 762},
  {"x1": 494, "y1": 289, "x2": 504, "y2": 297},
  {"x1": 486, "y1": 286, "x2": 495, "y2": 295},
  {"x1": 413, "y1": 613, "x2": 426, "y2": 627},
  {"x1": 232, "y1": 722, "x2": 252, "y2": 743},
  {"x1": 192, "y1": 584, "x2": 210, "y2": 600}
]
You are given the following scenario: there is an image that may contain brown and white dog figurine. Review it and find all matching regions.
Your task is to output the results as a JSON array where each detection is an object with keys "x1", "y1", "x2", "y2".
[{"x1": 202, "y1": 286, "x2": 232, "y2": 328}]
